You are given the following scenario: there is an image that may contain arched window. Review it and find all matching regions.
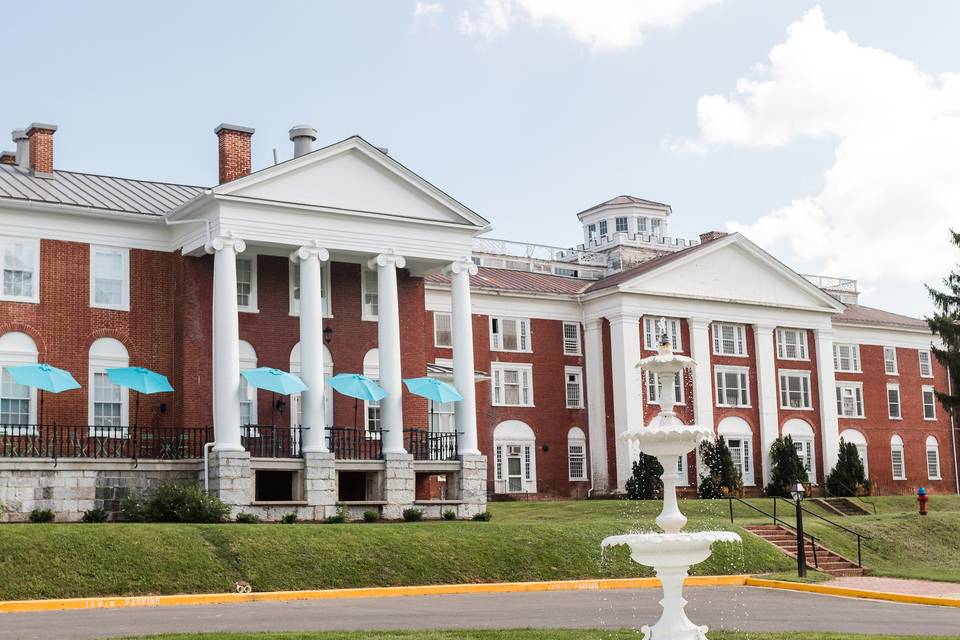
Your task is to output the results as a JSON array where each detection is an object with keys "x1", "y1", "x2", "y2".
[
  {"x1": 718, "y1": 416, "x2": 754, "y2": 486},
  {"x1": 493, "y1": 420, "x2": 536, "y2": 494},
  {"x1": 88, "y1": 337, "x2": 129, "y2": 431},
  {"x1": 0, "y1": 332, "x2": 38, "y2": 430},
  {"x1": 890, "y1": 435, "x2": 906, "y2": 480},
  {"x1": 839, "y1": 429, "x2": 869, "y2": 478},
  {"x1": 239, "y1": 340, "x2": 257, "y2": 426},
  {"x1": 926, "y1": 436, "x2": 941, "y2": 480},
  {"x1": 783, "y1": 418, "x2": 816, "y2": 480},
  {"x1": 289, "y1": 342, "x2": 334, "y2": 428},
  {"x1": 363, "y1": 349, "x2": 380, "y2": 437},
  {"x1": 567, "y1": 427, "x2": 587, "y2": 481}
]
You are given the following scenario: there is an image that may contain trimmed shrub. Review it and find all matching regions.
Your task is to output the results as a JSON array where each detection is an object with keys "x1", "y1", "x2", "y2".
[
  {"x1": 402, "y1": 508, "x2": 424, "y2": 522},
  {"x1": 324, "y1": 512, "x2": 346, "y2": 524},
  {"x1": 281, "y1": 513, "x2": 299, "y2": 524},
  {"x1": 624, "y1": 453, "x2": 663, "y2": 500},
  {"x1": 81, "y1": 508, "x2": 108, "y2": 523},
  {"x1": 235, "y1": 512, "x2": 260, "y2": 524},
  {"x1": 471, "y1": 510, "x2": 493, "y2": 521},
  {"x1": 826, "y1": 439, "x2": 872, "y2": 497},
  {"x1": 121, "y1": 481, "x2": 230, "y2": 523},
  {"x1": 698, "y1": 436, "x2": 743, "y2": 499},
  {"x1": 767, "y1": 435, "x2": 809, "y2": 497},
  {"x1": 441, "y1": 509, "x2": 457, "y2": 521},
  {"x1": 362, "y1": 510, "x2": 380, "y2": 523},
  {"x1": 29, "y1": 509, "x2": 54, "y2": 523}
]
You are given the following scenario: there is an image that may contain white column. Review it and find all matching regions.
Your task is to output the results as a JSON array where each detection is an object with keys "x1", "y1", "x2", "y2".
[
  {"x1": 689, "y1": 318, "x2": 714, "y2": 480},
  {"x1": 815, "y1": 328, "x2": 841, "y2": 475},
  {"x1": 291, "y1": 240, "x2": 330, "y2": 453},
  {"x1": 584, "y1": 318, "x2": 609, "y2": 491},
  {"x1": 754, "y1": 324, "x2": 780, "y2": 486},
  {"x1": 608, "y1": 313, "x2": 643, "y2": 490},
  {"x1": 447, "y1": 257, "x2": 480, "y2": 456},
  {"x1": 206, "y1": 233, "x2": 246, "y2": 452},
  {"x1": 369, "y1": 250, "x2": 406, "y2": 454}
]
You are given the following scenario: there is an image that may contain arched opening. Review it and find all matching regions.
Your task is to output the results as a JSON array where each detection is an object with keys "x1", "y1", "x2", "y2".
[
  {"x1": 926, "y1": 435, "x2": 941, "y2": 480},
  {"x1": 839, "y1": 428, "x2": 869, "y2": 478},
  {"x1": 88, "y1": 337, "x2": 129, "y2": 431},
  {"x1": 890, "y1": 434, "x2": 906, "y2": 481},
  {"x1": 239, "y1": 340, "x2": 257, "y2": 426},
  {"x1": 718, "y1": 416, "x2": 754, "y2": 486},
  {"x1": 783, "y1": 418, "x2": 816, "y2": 481},
  {"x1": 289, "y1": 342, "x2": 334, "y2": 428},
  {"x1": 493, "y1": 420, "x2": 536, "y2": 494},
  {"x1": 567, "y1": 427, "x2": 587, "y2": 481},
  {"x1": 0, "y1": 332, "x2": 38, "y2": 430}
]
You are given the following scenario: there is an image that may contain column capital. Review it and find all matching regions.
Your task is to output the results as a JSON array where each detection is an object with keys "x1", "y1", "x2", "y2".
[
  {"x1": 688, "y1": 316, "x2": 712, "y2": 329},
  {"x1": 289, "y1": 239, "x2": 330, "y2": 264},
  {"x1": 368, "y1": 249, "x2": 406, "y2": 270},
  {"x1": 608, "y1": 312, "x2": 641, "y2": 326},
  {"x1": 205, "y1": 232, "x2": 245, "y2": 255},
  {"x1": 753, "y1": 323, "x2": 777, "y2": 335},
  {"x1": 584, "y1": 317, "x2": 605, "y2": 332},
  {"x1": 445, "y1": 256, "x2": 478, "y2": 276}
]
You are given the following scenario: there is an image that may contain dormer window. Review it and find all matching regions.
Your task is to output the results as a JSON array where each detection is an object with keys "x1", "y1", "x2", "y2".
[
  {"x1": 615, "y1": 217, "x2": 628, "y2": 233},
  {"x1": 637, "y1": 217, "x2": 648, "y2": 233},
  {"x1": 587, "y1": 224, "x2": 597, "y2": 240},
  {"x1": 598, "y1": 220, "x2": 608, "y2": 237},
  {"x1": 651, "y1": 218, "x2": 662, "y2": 236}
]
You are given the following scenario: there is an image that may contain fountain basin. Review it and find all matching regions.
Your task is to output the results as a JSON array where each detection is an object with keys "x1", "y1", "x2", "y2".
[
  {"x1": 602, "y1": 531, "x2": 741, "y2": 568},
  {"x1": 619, "y1": 423, "x2": 713, "y2": 458}
]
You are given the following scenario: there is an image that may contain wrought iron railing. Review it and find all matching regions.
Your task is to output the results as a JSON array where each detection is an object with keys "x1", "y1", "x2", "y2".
[
  {"x1": 405, "y1": 429, "x2": 458, "y2": 461},
  {"x1": 0, "y1": 424, "x2": 212, "y2": 461},
  {"x1": 326, "y1": 427, "x2": 383, "y2": 460},
  {"x1": 240, "y1": 425, "x2": 304, "y2": 458}
]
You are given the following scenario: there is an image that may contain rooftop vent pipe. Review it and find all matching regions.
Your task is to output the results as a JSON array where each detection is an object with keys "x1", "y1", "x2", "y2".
[{"x1": 289, "y1": 125, "x2": 317, "y2": 158}]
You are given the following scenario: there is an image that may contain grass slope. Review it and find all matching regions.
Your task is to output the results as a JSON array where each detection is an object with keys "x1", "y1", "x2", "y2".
[{"x1": 129, "y1": 631, "x2": 950, "y2": 640}]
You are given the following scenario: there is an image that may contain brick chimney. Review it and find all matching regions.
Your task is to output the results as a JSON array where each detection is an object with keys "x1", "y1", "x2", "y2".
[
  {"x1": 26, "y1": 123, "x2": 57, "y2": 175},
  {"x1": 214, "y1": 124, "x2": 254, "y2": 184},
  {"x1": 699, "y1": 231, "x2": 728, "y2": 244},
  {"x1": 0, "y1": 151, "x2": 15, "y2": 165}
]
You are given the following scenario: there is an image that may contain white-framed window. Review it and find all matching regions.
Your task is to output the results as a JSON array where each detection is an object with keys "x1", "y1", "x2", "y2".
[
  {"x1": 637, "y1": 217, "x2": 648, "y2": 233},
  {"x1": 564, "y1": 366, "x2": 583, "y2": 409},
  {"x1": 434, "y1": 312, "x2": 452, "y2": 348},
  {"x1": 840, "y1": 429, "x2": 869, "y2": 479},
  {"x1": 361, "y1": 266, "x2": 378, "y2": 320},
  {"x1": 651, "y1": 218, "x2": 662, "y2": 236},
  {"x1": 430, "y1": 399, "x2": 455, "y2": 432},
  {"x1": 492, "y1": 362, "x2": 534, "y2": 407},
  {"x1": 239, "y1": 340, "x2": 258, "y2": 427},
  {"x1": 288, "y1": 261, "x2": 331, "y2": 317},
  {"x1": 0, "y1": 332, "x2": 38, "y2": 430},
  {"x1": 490, "y1": 317, "x2": 531, "y2": 352},
  {"x1": 646, "y1": 371, "x2": 684, "y2": 405},
  {"x1": 644, "y1": 317, "x2": 682, "y2": 351},
  {"x1": 887, "y1": 384, "x2": 901, "y2": 419},
  {"x1": 712, "y1": 323, "x2": 746, "y2": 356},
  {"x1": 614, "y1": 216, "x2": 629, "y2": 233},
  {"x1": 598, "y1": 220, "x2": 608, "y2": 237},
  {"x1": 493, "y1": 420, "x2": 536, "y2": 493},
  {"x1": 922, "y1": 385, "x2": 937, "y2": 420},
  {"x1": 0, "y1": 237, "x2": 39, "y2": 303},
  {"x1": 562, "y1": 322, "x2": 581, "y2": 355},
  {"x1": 715, "y1": 366, "x2": 750, "y2": 407},
  {"x1": 235, "y1": 255, "x2": 257, "y2": 312},
  {"x1": 776, "y1": 328, "x2": 808, "y2": 360},
  {"x1": 918, "y1": 350, "x2": 933, "y2": 378},
  {"x1": 290, "y1": 342, "x2": 334, "y2": 430},
  {"x1": 890, "y1": 435, "x2": 906, "y2": 480},
  {"x1": 926, "y1": 436, "x2": 941, "y2": 480},
  {"x1": 587, "y1": 224, "x2": 597, "y2": 240},
  {"x1": 363, "y1": 349, "x2": 381, "y2": 437},
  {"x1": 833, "y1": 343, "x2": 861, "y2": 372},
  {"x1": 778, "y1": 370, "x2": 812, "y2": 409},
  {"x1": 88, "y1": 337, "x2": 129, "y2": 432},
  {"x1": 567, "y1": 427, "x2": 587, "y2": 481},
  {"x1": 676, "y1": 454, "x2": 689, "y2": 487},
  {"x1": 883, "y1": 346, "x2": 898, "y2": 375},
  {"x1": 784, "y1": 419, "x2": 816, "y2": 479},
  {"x1": 836, "y1": 382, "x2": 864, "y2": 418},
  {"x1": 90, "y1": 246, "x2": 130, "y2": 310},
  {"x1": 719, "y1": 417, "x2": 754, "y2": 486}
]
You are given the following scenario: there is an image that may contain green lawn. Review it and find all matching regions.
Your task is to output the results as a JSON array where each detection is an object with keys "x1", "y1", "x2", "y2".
[
  {"x1": 0, "y1": 497, "x2": 956, "y2": 600},
  {"x1": 127, "y1": 631, "x2": 950, "y2": 640}
]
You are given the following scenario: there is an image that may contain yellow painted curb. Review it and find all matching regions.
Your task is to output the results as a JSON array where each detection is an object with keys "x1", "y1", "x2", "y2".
[
  {"x1": 745, "y1": 578, "x2": 960, "y2": 608},
  {"x1": 0, "y1": 576, "x2": 747, "y2": 614}
]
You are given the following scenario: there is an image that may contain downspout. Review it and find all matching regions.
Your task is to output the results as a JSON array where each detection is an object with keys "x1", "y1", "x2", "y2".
[{"x1": 204, "y1": 441, "x2": 215, "y2": 493}]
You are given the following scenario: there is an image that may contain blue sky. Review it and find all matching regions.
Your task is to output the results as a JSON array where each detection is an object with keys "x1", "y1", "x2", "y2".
[{"x1": 4, "y1": 1, "x2": 959, "y2": 317}]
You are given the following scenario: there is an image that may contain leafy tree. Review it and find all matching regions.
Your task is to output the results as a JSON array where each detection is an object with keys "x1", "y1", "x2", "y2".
[
  {"x1": 826, "y1": 439, "x2": 872, "y2": 497},
  {"x1": 698, "y1": 436, "x2": 743, "y2": 498},
  {"x1": 926, "y1": 229, "x2": 960, "y2": 413},
  {"x1": 766, "y1": 435, "x2": 808, "y2": 497},
  {"x1": 625, "y1": 453, "x2": 663, "y2": 500}
]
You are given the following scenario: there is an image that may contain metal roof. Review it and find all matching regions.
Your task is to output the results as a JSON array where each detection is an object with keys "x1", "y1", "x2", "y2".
[
  {"x1": 833, "y1": 304, "x2": 928, "y2": 330},
  {"x1": 577, "y1": 194, "x2": 672, "y2": 218},
  {"x1": 425, "y1": 266, "x2": 591, "y2": 295},
  {"x1": 0, "y1": 163, "x2": 203, "y2": 216}
]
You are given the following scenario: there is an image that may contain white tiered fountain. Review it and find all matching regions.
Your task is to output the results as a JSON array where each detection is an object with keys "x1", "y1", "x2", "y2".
[{"x1": 602, "y1": 319, "x2": 740, "y2": 640}]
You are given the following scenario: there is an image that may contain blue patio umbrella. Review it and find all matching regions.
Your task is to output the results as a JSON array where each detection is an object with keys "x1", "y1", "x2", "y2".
[
  {"x1": 242, "y1": 367, "x2": 308, "y2": 426},
  {"x1": 327, "y1": 373, "x2": 388, "y2": 429},
  {"x1": 6, "y1": 363, "x2": 80, "y2": 426},
  {"x1": 403, "y1": 377, "x2": 462, "y2": 432},
  {"x1": 107, "y1": 367, "x2": 174, "y2": 428}
]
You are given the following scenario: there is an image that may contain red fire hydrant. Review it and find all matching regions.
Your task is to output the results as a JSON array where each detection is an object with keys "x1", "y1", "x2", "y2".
[{"x1": 918, "y1": 486, "x2": 928, "y2": 516}]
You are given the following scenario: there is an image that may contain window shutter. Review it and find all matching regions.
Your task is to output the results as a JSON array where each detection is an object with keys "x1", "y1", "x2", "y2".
[
  {"x1": 519, "y1": 320, "x2": 529, "y2": 351},
  {"x1": 524, "y1": 445, "x2": 532, "y2": 480},
  {"x1": 493, "y1": 369, "x2": 502, "y2": 404},
  {"x1": 495, "y1": 446, "x2": 503, "y2": 480},
  {"x1": 743, "y1": 439, "x2": 751, "y2": 475},
  {"x1": 521, "y1": 369, "x2": 530, "y2": 405},
  {"x1": 491, "y1": 319, "x2": 501, "y2": 350},
  {"x1": 712, "y1": 325, "x2": 720, "y2": 353}
]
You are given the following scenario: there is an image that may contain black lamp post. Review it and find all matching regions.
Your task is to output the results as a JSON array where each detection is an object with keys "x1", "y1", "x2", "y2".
[{"x1": 791, "y1": 481, "x2": 807, "y2": 578}]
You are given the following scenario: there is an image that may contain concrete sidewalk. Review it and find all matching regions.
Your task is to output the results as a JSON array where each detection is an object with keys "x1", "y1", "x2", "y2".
[{"x1": 829, "y1": 576, "x2": 960, "y2": 598}]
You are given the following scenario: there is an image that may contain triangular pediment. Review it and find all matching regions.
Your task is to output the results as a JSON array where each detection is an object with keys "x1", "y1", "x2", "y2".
[
  {"x1": 614, "y1": 235, "x2": 845, "y2": 312},
  {"x1": 214, "y1": 136, "x2": 487, "y2": 228}
]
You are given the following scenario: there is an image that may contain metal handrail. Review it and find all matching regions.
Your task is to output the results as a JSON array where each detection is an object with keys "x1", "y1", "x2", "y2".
[
  {"x1": 825, "y1": 480, "x2": 878, "y2": 515},
  {"x1": 728, "y1": 496, "x2": 820, "y2": 570},
  {"x1": 774, "y1": 496, "x2": 869, "y2": 567}
]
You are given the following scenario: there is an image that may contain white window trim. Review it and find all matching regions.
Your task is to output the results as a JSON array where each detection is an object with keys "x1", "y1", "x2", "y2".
[
  {"x1": 721, "y1": 431, "x2": 754, "y2": 486},
  {"x1": 564, "y1": 366, "x2": 584, "y2": 409},
  {"x1": 491, "y1": 362, "x2": 534, "y2": 407},
  {"x1": 918, "y1": 350, "x2": 934, "y2": 378},
  {"x1": 715, "y1": 365, "x2": 751, "y2": 408},
  {"x1": 288, "y1": 261, "x2": 333, "y2": 318},
  {"x1": 926, "y1": 439, "x2": 942, "y2": 480},
  {"x1": 235, "y1": 252, "x2": 258, "y2": 314},
  {"x1": 644, "y1": 317, "x2": 683, "y2": 352},
  {"x1": 646, "y1": 371, "x2": 685, "y2": 405},
  {"x1": 836, "y1": 381, "x2": 865, "y2": 419},
  {"x1": 778, "y1": 369, "x2": 813, "y2": 410},
  {"x1": 883, "y1": 346, "x2": 899, "y2": 376},
  {"x1": 775, "y1": 328, "x2": 809, "y2": 361},
  {"x1": 87, "y1": 343, "x2": 130, "y2": 433},
  {"x1": 791, "y1": 436, "x2": 817, "y2": 481},
  {"x1": 361, "y1": 265, "x2": 378, "y2": 322},
  {"x1": 434, "y1": 312, "x2": 453, "y2": 349},
  {"x1": 494, "y1": 440, "x2": 537, "y2": 493},
  {"x1": 922, "y1": 385, "x2": 937, "y2": 421},
  {"x1": 676, "y1": 454, "x2": 689, "y2": 487},
  {"x1": 562, "y1": 322, "x2": 582, "y2": 356},
  {"x1": 891, "y1": 438, "x2": 906, "y2": 481},
  {"x1": 489, "y1": 317, "x2": 532, "y2": 353},
  {"x1": 567, "y1": 432, "x2": 587, "y2": 481},
  {"x1": 0, "y1": 236, "x2": 40, "y2": 304},
  {"x1": 833, "y1": 343, "x2": 862, "y2": 373},
  {"x1": 89, "y1": 246, "x2": 130, "y2": 311},
  {"x1": 712, "y1": 323, "x2": 747, "y2": 357},
  {"x1": 886, "y1": 383, "x2": 902, "y2": 420}
]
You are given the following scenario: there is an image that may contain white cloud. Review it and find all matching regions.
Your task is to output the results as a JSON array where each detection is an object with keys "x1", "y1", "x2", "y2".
[
  {"x1": 674, "y1": 6, "x2": 960, "y2": 312},
  {"x1": 458, "y1": 0, "x2": 720, "y2": 49},
  {"x1": 413, "y1": 2, "x2": 444, "y2": 17}
]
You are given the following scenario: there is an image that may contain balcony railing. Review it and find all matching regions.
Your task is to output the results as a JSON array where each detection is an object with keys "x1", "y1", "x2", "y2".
[
  {"x1": 241, "y1": 425, "x2": 304, "y2": 458},
  {"x1": 405, "y1": 429, "x2": 458, "y2": 461},
  {"x1": 0, "y1": 424, "x2": 212, "y2": 461},
  {"x1": 326, "y1": 427, "x2": 460, "y2": 461}
]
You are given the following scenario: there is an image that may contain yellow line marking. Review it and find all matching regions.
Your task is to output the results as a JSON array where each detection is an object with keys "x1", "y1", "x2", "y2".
[{"x1": 745, "y1": 578, "x2": 960, "y2": 608}]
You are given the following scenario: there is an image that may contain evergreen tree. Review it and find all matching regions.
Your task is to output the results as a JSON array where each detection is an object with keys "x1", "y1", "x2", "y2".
[
  {"x1": 625, "y1": 453, "x2": 663, "y2": 500},
  {"x1": 926, "y1": 229, "x2": 960, "y2": 412},
  {"x1": 826, "y1": 439, "x2": 871, "y2": 497},
  {"x1": 766, "y1": 435, "x2": 808, "y2": 497},
  {"x1": 697, "y1": 436, "x2": 743, "y2": 498}
]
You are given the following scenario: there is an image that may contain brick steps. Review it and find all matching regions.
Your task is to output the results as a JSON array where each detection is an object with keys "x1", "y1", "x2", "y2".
[
  {"x1": 811, "y1": 497, "x2": 870, "y2": 516},
  {"x1": 745, "y1": 524, "x2": 866, "y2": 577}
]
